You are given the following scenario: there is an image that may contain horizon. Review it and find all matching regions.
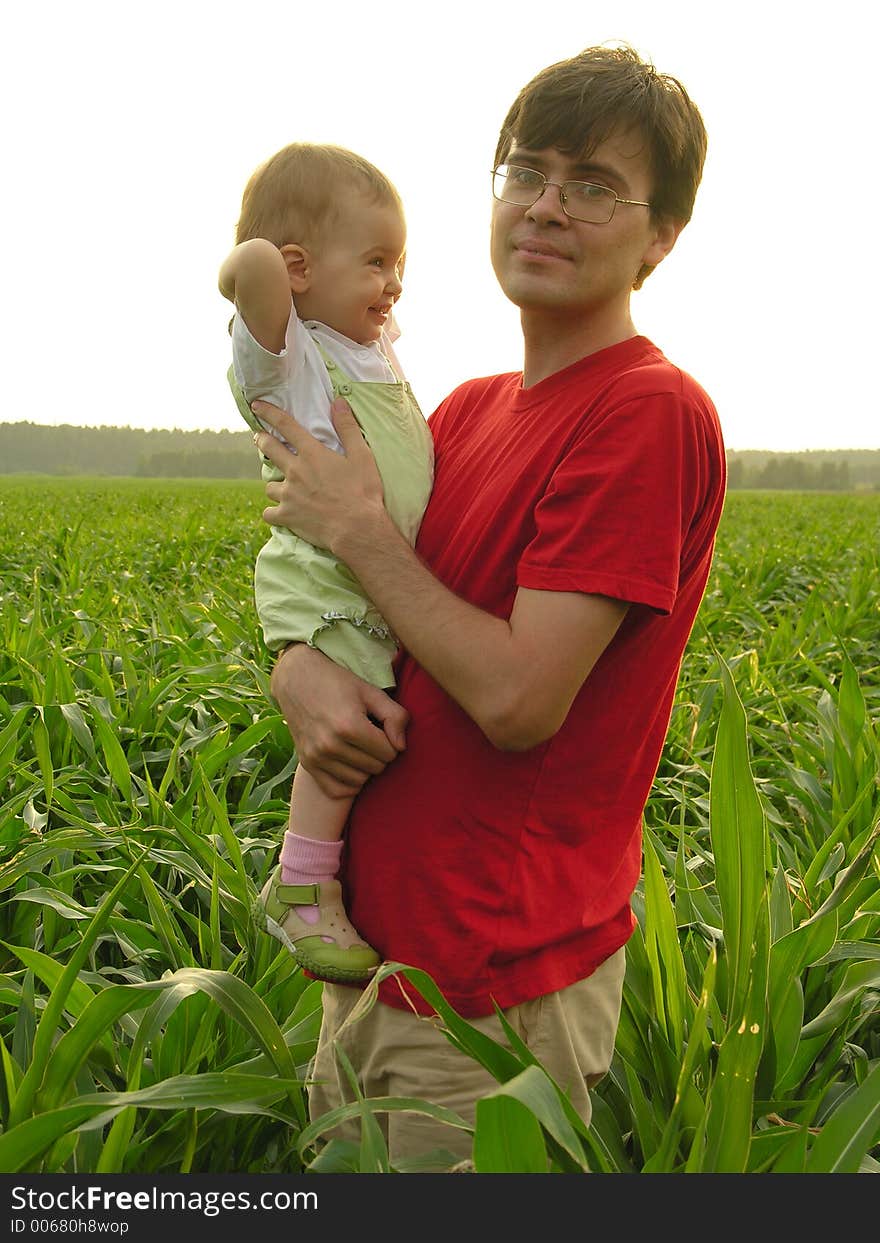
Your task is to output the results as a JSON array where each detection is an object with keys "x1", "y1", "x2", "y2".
[{"x1": 3, "y1": 418, "x2": 878, "y2": 456}]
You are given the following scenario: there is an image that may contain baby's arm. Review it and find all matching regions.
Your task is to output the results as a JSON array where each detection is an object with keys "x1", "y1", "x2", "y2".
[{"x1": 218, "y1": 240, "x2": 291, "y2": 354}]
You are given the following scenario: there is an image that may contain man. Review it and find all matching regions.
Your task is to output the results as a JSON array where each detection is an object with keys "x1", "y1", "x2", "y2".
[{"x1": 250, "y1": 45, "x2": 726, "y2": 1164}]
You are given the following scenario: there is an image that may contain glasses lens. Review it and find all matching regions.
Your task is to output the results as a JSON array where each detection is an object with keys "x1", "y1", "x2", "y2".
[
  {"x1": 562, "y1": 182, "x2": 616, "y2": 223},
  {"x1": 493, "y1": 165, "x2": 545, "y2": 205}
]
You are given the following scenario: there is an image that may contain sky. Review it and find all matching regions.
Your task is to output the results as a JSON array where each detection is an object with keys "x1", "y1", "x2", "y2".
[{"x1": 3, "y1": 0, "x2": 878, "y2": 451}]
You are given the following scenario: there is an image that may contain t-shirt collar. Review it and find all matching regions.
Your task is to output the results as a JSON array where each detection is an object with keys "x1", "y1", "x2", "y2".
[{"x1": 511, "y1": 336, "x2": 658, "y2": 412}]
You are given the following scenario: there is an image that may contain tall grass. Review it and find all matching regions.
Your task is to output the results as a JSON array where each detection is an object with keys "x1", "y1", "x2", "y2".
[{"x1": 1, "y1": 478, "x2": 877, "y2": 1172}]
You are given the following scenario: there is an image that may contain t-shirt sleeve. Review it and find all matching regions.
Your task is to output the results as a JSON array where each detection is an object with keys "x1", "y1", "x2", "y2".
[
  {"x1": 230, "y1": 302, "x2": 307, "y2": 433},
  {"x1": 517, "y1": 392, "x2": 709, "y2": 614}
]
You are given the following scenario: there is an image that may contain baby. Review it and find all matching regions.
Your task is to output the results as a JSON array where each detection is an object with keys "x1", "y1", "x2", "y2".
[{"x1": 219, "y1": 143, "x2": 434, "y2": 983}]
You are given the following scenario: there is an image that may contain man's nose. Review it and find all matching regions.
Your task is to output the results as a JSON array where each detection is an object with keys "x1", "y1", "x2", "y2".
[{"x1": 526, "y1": 180, "x2": 568, "y2": 223}]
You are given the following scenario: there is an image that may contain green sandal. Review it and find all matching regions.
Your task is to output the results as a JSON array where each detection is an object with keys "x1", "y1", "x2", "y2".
[{"x1": 255, "y1": 866, "x2": 380, "y2": 984}]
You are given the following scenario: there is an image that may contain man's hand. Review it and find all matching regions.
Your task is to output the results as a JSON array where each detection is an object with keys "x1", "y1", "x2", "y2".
[
  {"x1": 256, "y1": 399, "x2": 628, "y2": 753},
  {"x1": 253, "y1": 397, "x2": 388, "y2": 554},
  {"x1": 271, "y1": 644, "x2": 408, "y2": 798}
]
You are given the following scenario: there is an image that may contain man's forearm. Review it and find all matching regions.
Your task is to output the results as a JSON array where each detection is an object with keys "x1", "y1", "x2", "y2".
[
  {"x1": 253, "y1": 399, "x2": 627, "y2": 750},
  {"x1": 334, "y1": 510, "x2": 538, "y2": 748},
  {"x1": 270, "y1": 643, "x2": 409, "y2": 795}
]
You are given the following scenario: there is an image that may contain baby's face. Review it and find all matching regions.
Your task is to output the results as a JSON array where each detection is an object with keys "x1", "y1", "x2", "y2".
[{"x1": 298, "y1": 197, "x2": 406, "y2": 344}]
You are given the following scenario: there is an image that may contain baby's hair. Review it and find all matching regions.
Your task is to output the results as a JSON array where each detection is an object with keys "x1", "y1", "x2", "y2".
[{"x1": 235, "y1": 143, "x2": 403, "y2": 250}]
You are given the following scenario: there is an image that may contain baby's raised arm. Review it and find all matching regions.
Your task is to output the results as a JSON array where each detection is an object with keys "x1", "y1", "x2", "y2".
[{"x1": 218, "y1": 239, "x2": 291, "y2": 354}]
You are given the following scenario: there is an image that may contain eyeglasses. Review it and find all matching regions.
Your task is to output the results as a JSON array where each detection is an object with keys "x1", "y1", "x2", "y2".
[{"x1": 491, "y1": 164, "x2": 651, "y2": 224}]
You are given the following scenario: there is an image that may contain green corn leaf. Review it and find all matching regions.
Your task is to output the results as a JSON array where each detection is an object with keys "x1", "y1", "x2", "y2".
[
  {"x1": 767, "y1": 1124, "x2": 810, "y2": 1173},
  {"x1": 0, "y1": 831, "x2": 128, "y2": 892},
  {"x1": 357, "y1": 963, "x2": 524, "y2": 1083},
  {"x1": 195, "y1": 759, "x2": 248, "y2": 891},
  {"x1": 7, "y1": 848, "x2": 146, "y2": 1128},
  {"x1": 645, "y1": 944, "x2": 717, "y2": 1172},
  {"x1": 769, "y1": 821, "x2": 880, "y2": 1088},
  {"x1": 31, "y1": 711, "x2": 54, "y2": 807},
  {"x1": 0, "y1": 1074, "x2": 304, "y2": 1172},
  {"x1": 642, "y1": 827, "x2": 687, "y2": 1051},
  {"x1": 804, "y1": 1061, "x2": 880, "y2": 1173},
  {"x1": 623, "y1": 1060, "x2": 664, "y2": 1158},
  {"x1": 0, "y1": 706, "x2": 32, "y2": 774},
  {"x1": 701, "y1": 902, "x2": 769, "y2": 1172},
  {"x1": 298, "y1": 1095, "x2": 470, "y2": 1157},
  {"x1": 836, "y1": 656, "x2": 866, "y2": 754},
  {"x1": 474, "y1": 1064, "x2": 590, "y2": 1171},
  {"x1": 146, "y1": 968, "x2": 298, "y2": 1083},
  {"x1": 58, "y1": 702, "x2": 96, "y2": 759},
  {"x1": 0, "y1": 1031, "x2": 24, "y2": 1119},
  {"x1": 96, "y1": 1107, "x2": 138, "y2": 1174},
  {"x1": 800, "y1": 960, "x2": 880, "y2": 1040},
  {"x1": 209, "y1": 855, "x2": 223, "y2": 971},
  {"x1": 3, "y1": 943, "x2": 101, "y2": 1019},
  {"x1": 137, "y1": 865, "x2": 193, "y2": 970},
  {"x1": 333, "y1": 1042, "x2": 390, "y2": 1173},
  {"x1": 709, "y1": 658, "x2": 768, "y2": 1025},
  {"x1": 9, "y1": 887, "x2": 92, "y2": 921},
  {"x1": 89, "y1": 709, "x2": 133, "y2": 804},
  {"x1": 474, "y1": 1092, "x2": 547, "y2": 1172},
  {"x1": 36, "y1": 986, "x2": 158, "y2": 1113},
  {"x1": 304, "y1": 1139, "x2": 363, "y2": 1173},
  {"x1": 490, "y1": 1007, "x2": 614, "y2": 1172}
]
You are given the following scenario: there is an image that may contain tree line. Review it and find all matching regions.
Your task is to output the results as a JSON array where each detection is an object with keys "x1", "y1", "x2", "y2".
[
  {"x1": 1, "y1": 422, "x2": 258, "y2": 479},
  {"x1": 1, "y1": 422, "x2": 878, "y2": 490}
]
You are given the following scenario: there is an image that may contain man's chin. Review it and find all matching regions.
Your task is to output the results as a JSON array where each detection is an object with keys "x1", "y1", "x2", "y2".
[{"x1": 503, "y1": 284, "x2": 577, "y2": 312}]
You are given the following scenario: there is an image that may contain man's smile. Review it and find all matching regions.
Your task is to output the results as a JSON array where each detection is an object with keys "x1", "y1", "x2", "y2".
[{"x1": 512, "y1": 236, "x2": 573, "y2": 261}]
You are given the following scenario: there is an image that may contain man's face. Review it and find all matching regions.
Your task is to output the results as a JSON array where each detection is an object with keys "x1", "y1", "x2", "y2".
[{"x1": 489, "y1": 129, "x2": 677, "y2": 318}]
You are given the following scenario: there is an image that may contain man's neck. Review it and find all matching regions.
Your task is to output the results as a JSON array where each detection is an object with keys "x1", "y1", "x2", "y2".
[{"x1": 520, "y1": 304, "x2": 639, "y2": 388}]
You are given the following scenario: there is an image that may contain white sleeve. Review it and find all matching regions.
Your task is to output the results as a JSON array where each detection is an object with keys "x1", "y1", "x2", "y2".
[
  {"x1": 231, "y1": 302, "x2": 307, "y2": 405},
  {"x1": 231, "y1": 303, "x2": 344, "y2": 453}
]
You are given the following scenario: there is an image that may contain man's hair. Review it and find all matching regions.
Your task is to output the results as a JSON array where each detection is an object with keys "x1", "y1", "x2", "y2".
[
  {"x1": 495, "y1": 45, "x2": 707, "y2": 285},
  {"x1": 235, "y1": 143, "x2": 403, "y2": 250}
]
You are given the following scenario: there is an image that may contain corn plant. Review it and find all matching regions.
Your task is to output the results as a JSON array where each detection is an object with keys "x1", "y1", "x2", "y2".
[{"x1": 0, "y1": 478, "x2": 877, "y2": 1173}]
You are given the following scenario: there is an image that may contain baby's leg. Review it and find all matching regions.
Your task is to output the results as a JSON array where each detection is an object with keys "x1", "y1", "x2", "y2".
[
  {"x1": 279, "y1": 765, "x2": 353, "y2": 923},
  {"x1": 256, "y1": 766, "x2": 380, "y2": 983}
]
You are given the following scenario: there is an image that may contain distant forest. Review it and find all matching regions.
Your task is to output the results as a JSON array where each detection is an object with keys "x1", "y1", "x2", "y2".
[{"x1": 1, "y1": 422, "x2": 878, "y2": 491}]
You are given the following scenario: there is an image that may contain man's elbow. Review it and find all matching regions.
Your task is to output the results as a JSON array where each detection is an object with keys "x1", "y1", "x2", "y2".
[{"x1": 478, "y1": 695, "x2": 565, "y2": 753}]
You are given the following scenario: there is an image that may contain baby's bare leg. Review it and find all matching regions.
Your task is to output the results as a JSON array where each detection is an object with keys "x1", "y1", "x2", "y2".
[
  {"x1": 288, "y1": 764, "x2": 353, "y2": 842},
  {"x1": 256, "y1": 765, "x2": 379, "y2": 982},
  {"x1": 279, "y1": 767, "x2": 354, "y2": 925}
]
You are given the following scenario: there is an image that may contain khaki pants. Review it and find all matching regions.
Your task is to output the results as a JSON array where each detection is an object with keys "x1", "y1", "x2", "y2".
[{"x1": 307, "y1": 947, "x2": 626, "y2": 1166}]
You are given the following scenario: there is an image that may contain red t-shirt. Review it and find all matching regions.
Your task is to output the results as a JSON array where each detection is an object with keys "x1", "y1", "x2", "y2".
[{"x1": 342, "y1": 335, "x2": 726, "y2": 1016}]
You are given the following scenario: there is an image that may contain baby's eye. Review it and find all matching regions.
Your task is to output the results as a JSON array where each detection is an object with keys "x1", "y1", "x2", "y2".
[{"x1": 370, "y1": 257, "x2": 384, "y2": 267}]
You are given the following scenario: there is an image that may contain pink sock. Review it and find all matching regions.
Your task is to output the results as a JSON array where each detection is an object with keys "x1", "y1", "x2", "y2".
[{"x1": 279, "y1": 833, "x2": 343, "y2": 927}]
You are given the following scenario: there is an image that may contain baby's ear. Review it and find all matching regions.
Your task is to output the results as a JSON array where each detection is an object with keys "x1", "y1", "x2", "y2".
[{"x1": 279, "y1": 243, "x2": 311, "y2": 293}]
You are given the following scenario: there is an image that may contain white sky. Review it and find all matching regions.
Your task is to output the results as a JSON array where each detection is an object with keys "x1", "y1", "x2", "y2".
[{"x1": 3, "y1": 0, "x2": 878, "y2": 451}]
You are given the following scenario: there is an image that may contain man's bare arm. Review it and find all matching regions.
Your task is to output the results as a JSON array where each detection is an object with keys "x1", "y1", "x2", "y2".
[
  {"x1": 271, "y1": 644, "x2": 409, "y2": 797},
  {"x1": 254, "y1": 400, "x2": 628, "y2": 751}
]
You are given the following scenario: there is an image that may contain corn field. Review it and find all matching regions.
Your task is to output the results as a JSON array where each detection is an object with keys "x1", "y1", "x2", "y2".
[{"x1": 0, "y1": 477, "x2": 878, "y2": 1174}]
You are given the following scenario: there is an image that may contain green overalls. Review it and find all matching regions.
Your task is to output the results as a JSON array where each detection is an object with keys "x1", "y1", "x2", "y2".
[{"x1": 228, "y1": 346, "x2": 434, "y2": 687}]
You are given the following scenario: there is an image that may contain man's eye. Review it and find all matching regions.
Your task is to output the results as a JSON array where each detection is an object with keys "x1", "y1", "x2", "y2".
[
  {"x1": 510, "y1": 166, "x2": 543, "y2": 187},
  {"x1": 569, "y1": 182, "x2": 611, "y2": 201}
]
